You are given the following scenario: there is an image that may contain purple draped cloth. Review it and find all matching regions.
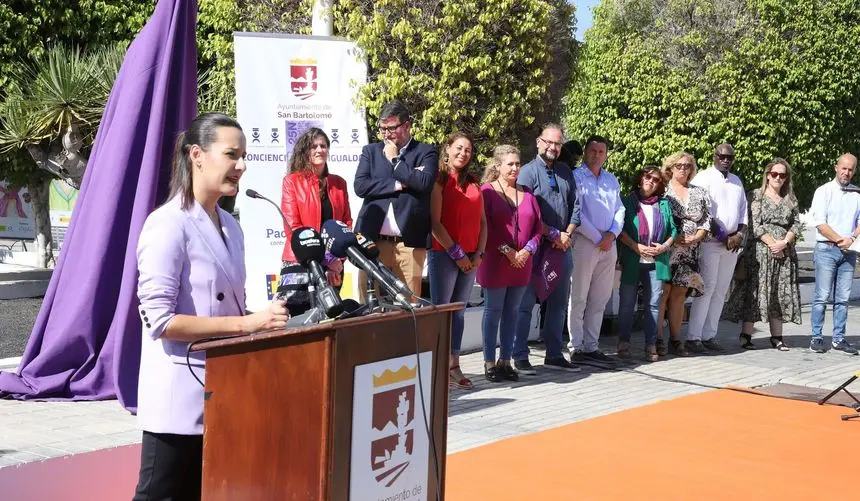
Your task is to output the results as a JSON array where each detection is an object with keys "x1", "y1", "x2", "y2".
[{"x1": 0, "y1": 0, "x2": 198, "y2": 411}]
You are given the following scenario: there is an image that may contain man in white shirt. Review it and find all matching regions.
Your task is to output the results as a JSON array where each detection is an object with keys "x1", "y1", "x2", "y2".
[
  {"x1": 687, "y1": 144, "x2": 748, "y2": 353},
  {"x1": 808, "y1": 153, "x2": 860, "y2": 355}
]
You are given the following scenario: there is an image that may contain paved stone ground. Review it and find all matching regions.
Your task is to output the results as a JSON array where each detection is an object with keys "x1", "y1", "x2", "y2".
[{"x1": 2, "y1": 303, "x2": 859, "y2": 469}]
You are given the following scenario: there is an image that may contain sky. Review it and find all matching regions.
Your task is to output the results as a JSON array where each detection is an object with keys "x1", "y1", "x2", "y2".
[{"x1": 574, "y1": 0, "x2": 600, "y2": 41}]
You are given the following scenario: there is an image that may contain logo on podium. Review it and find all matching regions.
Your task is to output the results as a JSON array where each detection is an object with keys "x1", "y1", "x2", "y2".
[
  {"x1": 290, "y1": 59, "x2": 318, "y2": 100},
  {"x1": 351, "y1": 354, "x2": 432, "y2": 499}
]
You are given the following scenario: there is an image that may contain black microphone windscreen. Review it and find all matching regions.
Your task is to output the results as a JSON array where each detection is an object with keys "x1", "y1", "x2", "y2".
[
  {"x1": 290, "y1": 227, "x2": 326, "y2": 265},
  {"x1": 341, "y1": 298, "x2": 361, "y2": 313},
  {"x1": 355, "y1": 232, "x2": 381, "y2": 259},
  {"x1": 245, "y1": 188, "x2": 259, "y2": 198},
  {"x1": 320, "y1": 220, "x2": 358, "y2": 258}
]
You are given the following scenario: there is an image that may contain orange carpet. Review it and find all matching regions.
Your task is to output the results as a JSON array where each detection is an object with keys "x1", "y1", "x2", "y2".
[{"x1": 446, "y1": 390, "x2": 860, "y2": 501}]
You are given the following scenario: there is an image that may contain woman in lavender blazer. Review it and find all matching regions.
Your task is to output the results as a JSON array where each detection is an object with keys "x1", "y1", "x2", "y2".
[{"x1": 133, "y1": 113, "x2": 288, "y2": 500}]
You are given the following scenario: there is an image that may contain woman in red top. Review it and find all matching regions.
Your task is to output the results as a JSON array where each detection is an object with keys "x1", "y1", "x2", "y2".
[
  {"x1": 280, "y1": 127, "x2": 352, "y2": 285},
  {"x1": 429, "y1": 131, "x2": 487, "y2": 390}
]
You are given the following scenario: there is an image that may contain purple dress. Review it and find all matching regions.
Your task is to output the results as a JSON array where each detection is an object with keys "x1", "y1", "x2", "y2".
[{"x1": 477, "y1": 183, "x2": 543, "y2": 288}]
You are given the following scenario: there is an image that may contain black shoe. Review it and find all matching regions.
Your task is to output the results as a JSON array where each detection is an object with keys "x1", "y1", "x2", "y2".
[
  {"x1": 544, "y1": 357, "x2": 582, "y2": 372},
  {"x1": 809, "y1": 337, "x2": 827, "y2": 353},
  {"x1": 685, "y1": 340, "x2": 707, "y2": 354},
  {"x1": 484, "y1": 365, "x2": 502, "y2": 382},
  {"x1": 582, "y1": 350, "x2": 614, "y2": 363},
  {"x1": 702, "y1": 339, "x2": 724, "y2": 351},
  {"x1": 498, "y1": 364, "x2": 520, "y2": 381},
  {"x1": 832, "y1": 340, "x2": 859, "y2": 355},
  {"x1": 514, "y1": 359, "x2": 537, "y2": 375}
]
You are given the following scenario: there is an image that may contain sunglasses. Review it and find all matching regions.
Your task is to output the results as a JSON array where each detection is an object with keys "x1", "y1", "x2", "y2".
[
  {"x1": 716, "y1": 154, "x2": 735, "y2": 161},
  {"x1": 642, "y1": 175, "x2": 663, "y2": 184},
  {"x1": 768, "y1": 171, "x2": 788, "y2": 180},
  {"x1": 674, "y1": 163, "x2": 693, "y2": 171}
]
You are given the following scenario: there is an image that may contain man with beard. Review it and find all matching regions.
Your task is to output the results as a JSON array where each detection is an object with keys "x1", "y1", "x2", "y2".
[
  {"x1": 686, "y1": 143, "x2": 747, "y2": 353},
  {"x1": 808, "y1": 153, "x2": 860, "y2": 355},
  {"x1": 511, "y1": 123, "x2": 581, "y2": 374},
  {"x1": 568, "y1": 135, "x2": 624, "y2": 364}
]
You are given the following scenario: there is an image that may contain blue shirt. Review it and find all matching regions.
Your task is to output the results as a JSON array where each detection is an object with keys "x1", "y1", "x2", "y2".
[
  {"x1": 810, "y1": 179, "x2": 860, "y2": 242},
  {"x1": 516, "y1": 156, "x2": 580, "y2": 233},
  {"x1": 573, "y1": 165, "x2": 625, "y2": 244}
]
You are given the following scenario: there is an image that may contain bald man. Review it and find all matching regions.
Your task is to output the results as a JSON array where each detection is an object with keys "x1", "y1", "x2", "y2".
[{"x1": 808, "y1": 153, "x2": 860, "y2": 355}]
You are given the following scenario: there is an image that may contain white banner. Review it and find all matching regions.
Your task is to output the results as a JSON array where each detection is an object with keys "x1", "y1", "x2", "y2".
[
  {"x1": 234, "y1": 33, "x2": 368, "y2": 312},
  {"x1": 351, "y1": 352, "x2": 433, "y2": 501},
  {"x1": 0, "y1": 180, "x2": 35, "y2": 239}
]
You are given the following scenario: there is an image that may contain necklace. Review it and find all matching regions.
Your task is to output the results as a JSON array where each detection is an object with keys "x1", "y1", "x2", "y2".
[{"x1": 496, "y1": 180, "x2": 520, "y2": 244}]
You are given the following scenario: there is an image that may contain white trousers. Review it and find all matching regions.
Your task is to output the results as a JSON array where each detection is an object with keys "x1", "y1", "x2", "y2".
[
  {"x1": 687, "y1": 242, "x2": 739, "y2": 341},
  {"x1": 567, "y1": 237, "x2": 617, "y2": 353}
]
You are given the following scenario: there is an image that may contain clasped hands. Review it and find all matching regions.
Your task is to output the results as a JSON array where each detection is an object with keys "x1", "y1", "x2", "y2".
[{"x1": 635, "y1": 242, "x2": 668, "y2": 257}]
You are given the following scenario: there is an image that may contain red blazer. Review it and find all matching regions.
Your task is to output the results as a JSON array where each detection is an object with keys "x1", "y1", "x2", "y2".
[{"x1": 280, "y1": 171, "x2": 353, "y2": 262}]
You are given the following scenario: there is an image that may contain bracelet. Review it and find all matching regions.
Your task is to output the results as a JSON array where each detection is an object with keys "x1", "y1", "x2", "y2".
[
  {"x1": 499, "y1": 243, "x2": 514, "y2": 254},
  {"x1": 446, "y1": 243, "x2": 466, "y2": 261}
]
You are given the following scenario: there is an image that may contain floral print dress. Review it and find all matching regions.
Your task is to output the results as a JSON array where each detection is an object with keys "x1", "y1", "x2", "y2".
[
  {"x1": 665, "y1": 183, "x2": 711, "y2": 297},
  {"x1": 724, "y1": 190, "x2": 802, "y2": 324}
]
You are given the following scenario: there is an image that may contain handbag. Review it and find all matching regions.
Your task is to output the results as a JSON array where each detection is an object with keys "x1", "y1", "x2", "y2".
[{"x1": 530, "y1": 244, "x2": 565, "y2": 302}]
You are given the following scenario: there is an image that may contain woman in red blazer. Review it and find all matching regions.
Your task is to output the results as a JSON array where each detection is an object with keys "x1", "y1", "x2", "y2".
[{"x1": 280, "y1": 127, "x2": 352, "y2": 285}]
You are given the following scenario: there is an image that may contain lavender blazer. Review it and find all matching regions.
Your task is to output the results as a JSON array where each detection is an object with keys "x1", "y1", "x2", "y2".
[{"x1": 136, "y1": 196, "x2": 246, "y2": 435}]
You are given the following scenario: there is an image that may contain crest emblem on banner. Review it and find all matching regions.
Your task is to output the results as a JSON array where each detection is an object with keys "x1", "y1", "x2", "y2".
[
  {"x1": 369, "y1": 365, "x2": 417, "y2": 487},
  {"x1": 290, "y1": 59, "x2": 318, "y2": 100}
]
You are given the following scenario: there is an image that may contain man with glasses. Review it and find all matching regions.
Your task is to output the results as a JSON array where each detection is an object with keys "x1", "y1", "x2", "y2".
[
  {"x1": 568, "y1": 135, "x2": 624, "y2": 364},
  {"x1": 354, "y1": 100, "x2": 438, "y2": 298},
  {"x1": 808, "y1": 153, "x2": 860, "y2": 355},
  {"x1": 686, "y1": 143, "x2": 747, "y2": 352},
  {"x1": 512, "y1": 123, "x2": 581, "y2": 374}
]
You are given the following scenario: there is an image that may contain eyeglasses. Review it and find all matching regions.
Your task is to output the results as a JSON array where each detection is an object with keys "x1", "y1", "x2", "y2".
[
  {"x1": 768, "y1": 171, "x2": 787, "y2": 180},
  {"x1": 643, "y1": 175, "x2": 663, "y2": 184},
  {"x1": 674, "y1": 163, "x2": 693, "y2": 171},
  {"x1": 716, "y1": 154, "x2": 735, "y2": 161},
  {"x1": 538, "y1": 137, "x2": 563, "y2": 148},
  {"x1": 378, "y1": 122, "x2": 404, "y2": 134}
]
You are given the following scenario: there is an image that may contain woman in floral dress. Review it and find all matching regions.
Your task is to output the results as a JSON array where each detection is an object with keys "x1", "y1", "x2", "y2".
[
  {"x1": 724, "y1": 158, "x2": 801, "y2": 351},
  {"x1": 656, "y1": 151, "x2": 711, "y2": 357}
]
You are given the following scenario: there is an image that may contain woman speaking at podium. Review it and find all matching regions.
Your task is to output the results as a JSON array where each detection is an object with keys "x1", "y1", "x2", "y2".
[
  {"x1": 280, "y1": 127, "x2": 352, "y2": 286},
  {"x1": 133, "y1": 113, "x2": 289, "y2": 500}
]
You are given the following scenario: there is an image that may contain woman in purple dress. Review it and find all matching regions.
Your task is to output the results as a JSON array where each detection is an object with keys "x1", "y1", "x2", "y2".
[{"x1": 478, "y1": 145, "x2": 543, "y2": 382}]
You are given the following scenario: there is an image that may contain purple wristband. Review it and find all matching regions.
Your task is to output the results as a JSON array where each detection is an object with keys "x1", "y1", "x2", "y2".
[
  {"x1": 446, "y1": 243, "x2": 466, "y2": 261},
  {"x1": 523, "y1": 240, "x2": 538, "y2": 255},
  {"x1": 323, "y1": 251, "x2": 337, "y2": 266},
  {"x1": 547, "y1": 227, "x2": 561, "y2": 242}
]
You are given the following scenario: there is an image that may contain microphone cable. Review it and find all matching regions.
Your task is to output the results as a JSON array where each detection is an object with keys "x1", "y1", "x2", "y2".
[{"x1": 185, "y1": 334, "x2": 246, "y2": 388}]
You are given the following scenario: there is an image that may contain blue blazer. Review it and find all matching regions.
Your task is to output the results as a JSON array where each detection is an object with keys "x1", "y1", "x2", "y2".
[{"x1": 353, "y1": 140, "x2": 439, "y2": 248}]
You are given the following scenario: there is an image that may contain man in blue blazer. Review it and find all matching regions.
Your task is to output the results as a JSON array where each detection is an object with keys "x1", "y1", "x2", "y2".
[{"x1": 354, "y1": 100, "x2": 438, "y2": 298}]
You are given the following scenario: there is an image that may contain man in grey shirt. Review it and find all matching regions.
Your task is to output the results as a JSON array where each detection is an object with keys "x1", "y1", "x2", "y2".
[{"x1": 512, "y1": 123, "x2": 581, "y2": 374}]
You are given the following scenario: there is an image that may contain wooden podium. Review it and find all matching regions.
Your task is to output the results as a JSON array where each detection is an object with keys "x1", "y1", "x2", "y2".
[{"x1": 192, "y1": 303, "x2": 461, "y2": 501}]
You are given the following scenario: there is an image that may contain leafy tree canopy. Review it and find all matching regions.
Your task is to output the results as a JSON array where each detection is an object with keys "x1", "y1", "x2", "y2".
[{"x1": 565, "y1": 0, "x2": 860, "y2": 208}]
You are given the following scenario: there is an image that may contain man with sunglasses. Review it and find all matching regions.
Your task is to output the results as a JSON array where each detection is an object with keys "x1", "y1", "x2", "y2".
[
  {"x1": 512, "y1": 123, "x2": 581, "y2": 374},
  {"x1": 354, "y1": 100, "x2": 438, "y2": 298},
  {"x1": 568, "y1": 135, "x2": 625, "y2": 365},
  {"x1": 808, "y1": 153, "x2": 860, "y2": 355},
  {"x1": 686, "y1": 143, "x2": 748, "y2": 353}
]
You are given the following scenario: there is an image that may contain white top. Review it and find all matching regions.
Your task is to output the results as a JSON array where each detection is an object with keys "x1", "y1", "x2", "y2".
[
  {"x1": 810, "y1": 179, "x2": 860, "y2": 242},
  {"x1": 379, "y1": 140, "x2": 412, "y2": 237},
  {"x1": 690, "y1": 166, "x2": 748, "y2": 239},
  {"x1": 639, "y1": 204, "x2": 655, "y2": 264}
]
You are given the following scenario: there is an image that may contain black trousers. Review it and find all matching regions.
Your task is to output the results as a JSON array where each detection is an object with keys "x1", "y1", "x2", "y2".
[{"x1": 132, "y1": 431, "x2": 203, "y2": 501}]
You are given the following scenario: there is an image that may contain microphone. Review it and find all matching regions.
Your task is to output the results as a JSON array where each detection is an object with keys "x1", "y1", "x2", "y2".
[
  {"x1": 291, "y1": 227, "x2": 344, "y2": 318},
  {"x1": 355, "y1": 232, "x2": 416, "y2": 299},
  {"x1": 245, "y1": 188, "x2": 288, "y2": 228},
  {"x1": 320, "y1": 220, "x2": 412, "y2": 308}
]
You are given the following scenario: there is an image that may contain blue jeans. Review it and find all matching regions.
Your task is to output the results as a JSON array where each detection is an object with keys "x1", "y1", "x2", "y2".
[
  {"x1": 428, "y1": 250, "x2": 477, "y2": 355},
  {"x1": 482, "y1": 286, "x2": 528, "y2": 362},
  {"x1": 513, "y1": 248, "x2": 573, "y2": 360},
  {"x1": 617, "y1": 264, "x2": 664, "y2": 347},
  {"x1": 811, "y1": 244, "x2": 856, "y2": 343}
]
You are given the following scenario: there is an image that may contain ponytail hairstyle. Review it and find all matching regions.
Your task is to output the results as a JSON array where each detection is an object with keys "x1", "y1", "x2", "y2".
[
  {"x1": 437, "y1": 131, "x2": 479, "y2": 190},
  {"x1": 168, "y1": 112, "x2": 243, "y2": 209},
  {"x1": 481, "y1": 144, "x2": 520, "y2": 183}
]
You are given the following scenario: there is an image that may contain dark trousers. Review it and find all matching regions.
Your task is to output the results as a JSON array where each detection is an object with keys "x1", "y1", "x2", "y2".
[{"x1": 133, "y1": 431, "x2": 203, "y2": 501}]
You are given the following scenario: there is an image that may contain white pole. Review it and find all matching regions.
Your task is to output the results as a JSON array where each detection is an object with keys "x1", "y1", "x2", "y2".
[{"x1": 312, "y1": 0, "x2": 333, "y2": 36}]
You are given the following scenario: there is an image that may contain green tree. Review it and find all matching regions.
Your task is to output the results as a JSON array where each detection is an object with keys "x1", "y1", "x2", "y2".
[
  {"x1": 332, "y1": 0, "x2": 576, "y2": 159},
  {"x1": 565, "y1": 0, "x2": 860, "y2": 208}
]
